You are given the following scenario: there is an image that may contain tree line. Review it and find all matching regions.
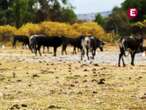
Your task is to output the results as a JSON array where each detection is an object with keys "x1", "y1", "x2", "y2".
[
  {"x1": 0, "y1": 0, "x2": 77, "y2": 27},
  {"x1": 0, "y1": 0, "x2": 146, "y2": 39},
  {"x1": 95, "y1": 0, "x2": 146, "y2": 37}
]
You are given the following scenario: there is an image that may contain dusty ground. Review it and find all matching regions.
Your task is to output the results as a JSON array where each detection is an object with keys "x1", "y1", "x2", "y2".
[{"x1": 0, "y1": 45, "x2": 146, "y2": 110}]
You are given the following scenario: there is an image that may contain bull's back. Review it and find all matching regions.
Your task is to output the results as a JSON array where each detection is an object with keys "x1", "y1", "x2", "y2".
[
  {"x1": 36, "y1": 36, "x2": 63, "y2": 47},
  {"x1": 14, "y1": 35, "x2": 29, "y2": 42},
  {"x1": 48, "y1": 37, "x2": 63, "y2": 46},
  {"x1": 126, "y1": 38, "x2": 142, "y2": 49}
]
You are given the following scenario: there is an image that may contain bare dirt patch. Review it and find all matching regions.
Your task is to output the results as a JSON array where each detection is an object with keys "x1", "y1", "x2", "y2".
[{"x1": 0, "y1": 47, "x2": 146, "y2": 110}]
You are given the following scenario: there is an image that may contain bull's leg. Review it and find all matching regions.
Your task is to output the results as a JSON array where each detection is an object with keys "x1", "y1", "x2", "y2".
[
  {"x1": 37, "y1": 45, "x2": 42, "y2": 56},
  {"x1": 73, "y1": 47, "x2": 77, "y2": 54},
  {"x1": 118, "y1": 52, "x2": 125, "y2": 67},
  {"x1": 38, "y1": 49, "x2": 42, "y2": 56},
  {"x1": 118, "y1": 53, "x2": 122, "y2": 67},
  {"x1": 92, "y1": 49, "x2": 96, "y2": 59},
  {"x1": 28, "y1": 44, "x2": 31, "y2": 51},
  {"x1": 130, "y1": 52, "x2": 135, "y2": 66},
  {"x1": 30, "y1": 46, "x2": 33, "y2": 53},
  {"x1": 86, "y1": 48, "x2": 89, "y2": 60},
  {"x1": 32, "y1": 44, "x2": 37, "y2": 55},
  {"x1": 81, "y1": 49, "x2": 85, "y2": 60},
  {"x1": 30, "y1": 44, "x2": 35, "y2": 53},
  {"x1": 61, "y1": 46, "x2": 64, "y2": 55},
  {"x1": 34, "y1": 50, "x2": 37, "y2": 56},
  {"x1": 53, "y1": 47, "x2": 57, "y2": 56},
  {"x1": 43, "y1": 46, "x2": 45, "y2": 53},
  {"x1": 73, "y1": 47, "x2": 76, "y2": 54},
  {"x1": 99, "y1": 47, "x2": 103, "y2": 51},
  {"x1": 47, "y1": 46, "x2": 49, "y2": 53},
  {"x1": 34, "y1": 46, "x2": 37, "y2": 56},
  {"x1": 62, "y1": 45, "x2": 67, "y2": 55},
  {"x1": 121, "y1": 56, "x2": 125, "y2": 67},
  {"x1": 65, "y1": 49, "x2": 67, "y2": 55},
  {"x1": 118, "y1": 47, "x2": 126, "y2": 67},
  {"x1": 94, "y1": 49, "x2": 96, "y2": 58},
  {"x1": 12, "y1": 41, "x2": 16, "y2": 48}
]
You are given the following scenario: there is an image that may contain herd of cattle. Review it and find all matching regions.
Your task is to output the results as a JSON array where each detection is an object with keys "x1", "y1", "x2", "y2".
[
  {"x1": 12, "y1": 34, "x2": 145, "y2": 66},
  {"x1": 12, "y1": 35, "x2": 104, "y2": 58}
]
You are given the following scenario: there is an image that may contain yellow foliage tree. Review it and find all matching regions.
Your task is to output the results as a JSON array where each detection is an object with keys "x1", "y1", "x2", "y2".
[
  {"x1": 72, "y1": 22, "x2": 105, "y2": 38},
  {"x1": 15, "y1": 23, "x2": 41, "y2": 36},
  {"x1": 0, "y1": 25, "x2": 17, "y2": 36},
  {"x1": 0, "y1": 21, "x2": 111, "y2": 42},
  {"x1": 0, "y1": 25, "x2": 17, "y2": 41},
  {"x1": 40, "y1": 21, "x2": 80, "y2": 37}
]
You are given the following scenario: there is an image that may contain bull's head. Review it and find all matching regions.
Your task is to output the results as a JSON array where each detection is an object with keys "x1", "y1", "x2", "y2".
[{"x1": 99, "y1": 41, "x2": 105, "y2": 51}]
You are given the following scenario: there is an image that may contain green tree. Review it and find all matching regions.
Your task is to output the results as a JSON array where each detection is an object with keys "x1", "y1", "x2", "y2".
[
  {"x1": 104, "y1": 7, "x2": 130, "y2": 36},
  {"x1": 0, "y1": 0, "x2": 11, "y2": 25},
  {"x1": 61, "y1": 8, "x2": 77, "y2": 23},
  {"x1": 0, "y1": 0, "x2": 8, "y2": 10},
  {"x1": 95, "y1": 13, "x2": 105, "y2": 27},
  {"x1": 0, "y1": 0, "x2": 37, "y2": 27},
  {"x1": 36, "y1": 0, "x2": 76, "y2": 22},
  {"x1": 0, "y1": 0, "x2": 76, "y2": 26},
  {"x1": 122, "y1": 0, "x2": 146, "y2": 21},
  {"x1": 11, "y1": 0, "x2": 37, "y2": 27}
]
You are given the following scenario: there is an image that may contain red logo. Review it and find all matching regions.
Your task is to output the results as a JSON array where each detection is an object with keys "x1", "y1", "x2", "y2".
[{"x1": 128, "y1": 8, "x2": 138, "y2": 19}]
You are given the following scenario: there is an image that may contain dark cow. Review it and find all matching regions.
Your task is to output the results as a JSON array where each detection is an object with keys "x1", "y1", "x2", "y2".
[
  {"x1": 62, "y1": 36, "x2": 105, "y2": 55},
  {"x1": 81, "y1": 36, "x2": 97, "y2": 60},
  {"x1": 96, "y1": 38, "x2": 105, "y2": 52},
  {"x1": 61, "y1": 36, "x2": 83, "y2": 55},
  {"x1": 12, "y1": 35, "x2": 29, "y2": 48},
  {"x1": 29, "y1": 35, "x2": 63, "y2": 56},
  {"x1": 118, "y1": 35, "x2": 144, "y2": 67}
]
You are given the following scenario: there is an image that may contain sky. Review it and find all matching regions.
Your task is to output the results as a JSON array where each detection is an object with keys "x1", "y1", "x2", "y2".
[{"x1": 69, "y1": 0, "x2": 125, "y2": 14}]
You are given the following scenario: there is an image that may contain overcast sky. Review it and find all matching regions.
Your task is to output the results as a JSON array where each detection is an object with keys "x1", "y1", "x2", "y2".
[{"x1": 69, "y1": 0, "x2": 125, "y2": 14}]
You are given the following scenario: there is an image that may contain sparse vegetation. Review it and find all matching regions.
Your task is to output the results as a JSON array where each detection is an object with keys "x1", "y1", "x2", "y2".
[{"x1": 0, "y1": 47, "x2": 145, "y2": 110}]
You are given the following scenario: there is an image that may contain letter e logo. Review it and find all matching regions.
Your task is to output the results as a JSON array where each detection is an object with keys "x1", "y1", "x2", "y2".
[{"x1": 128, "y1": 8, "x2": 138, "y2": 19}]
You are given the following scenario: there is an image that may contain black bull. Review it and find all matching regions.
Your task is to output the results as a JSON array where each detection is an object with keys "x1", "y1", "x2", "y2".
[
  {"x1": 61, "y1": 36, "x2": 104, "y2": 55},
  {"x1": 118, "y1": 36, "x2": 144, "y2": 67},
  {"x1": 29, "y1": 35, "x2": 63, "y2": 56},
  {"x1": 12, "y1": 35, "x2": 29, "y2": 48}
]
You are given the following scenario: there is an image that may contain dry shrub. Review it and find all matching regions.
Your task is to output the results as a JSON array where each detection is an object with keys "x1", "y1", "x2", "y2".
[
  {"x1": 40, "y1": 21, "x2": 80, "y2": 38},
  {"x1": 15, "y1": 23, "x2": 41, "y2": 36},
  {"x1": 100, "y1": 33, "x2": 115, "y2": 42},
  {"x1": 72, "y1": 22, "x2": 105, "y2": 38},
  {"x1": 0, "y1": 25, "x2": 17, "y2": 41},
  {"x1": 0, "y1": 21, "x2": 113, "y2": 42}
]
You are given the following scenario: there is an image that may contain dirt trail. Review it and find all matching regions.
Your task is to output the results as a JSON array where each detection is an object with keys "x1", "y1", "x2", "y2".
[{"x1": 0, "y1": 48, "x2": 146, "y2": 65}]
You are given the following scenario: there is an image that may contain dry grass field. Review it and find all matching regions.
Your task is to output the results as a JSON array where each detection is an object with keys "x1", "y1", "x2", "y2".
[{"x1": 0, "y1": 45, "x2": 146, "y2": 110}]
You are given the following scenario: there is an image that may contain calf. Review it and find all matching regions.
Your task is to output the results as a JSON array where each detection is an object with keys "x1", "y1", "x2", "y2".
[
  {"x1": 118, "y1": 35, "x2": 144, "y2": 67},
  {"x1": 12, "y1": 35, "x2": 29, "y2": 48},
  {"x1": 29, "y1": 35, "x2": 63, "y2": 56}
]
